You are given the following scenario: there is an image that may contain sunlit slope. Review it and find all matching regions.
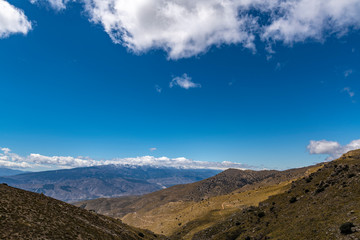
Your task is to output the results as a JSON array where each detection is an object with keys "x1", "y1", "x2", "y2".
[
  {"x1": 192, "y1": 150, "x2": 360, "y2": 240},
  {"x1": 75, "y1": 165, "x2": 313, "y2": 237},
  {"x1": 123, "y1": 165, "x2": 320, "y2": 238}
]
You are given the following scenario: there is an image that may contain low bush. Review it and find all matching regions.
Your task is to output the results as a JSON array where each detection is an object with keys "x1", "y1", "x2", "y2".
[
  {"x1": 289, "y1": 197, "x2": 297, "y2": 203},
  {"x1": 340, "y1": 222, "x2": 354, "y2": 235}
]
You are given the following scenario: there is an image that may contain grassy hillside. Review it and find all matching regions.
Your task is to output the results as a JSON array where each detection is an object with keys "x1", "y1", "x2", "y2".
[
  {"x1": 190, "y1": 149, "x2": 360, "y2": 240},
  {"x1": 123, "y1": 180, "x2": 292, "y2": 238},
  {"x1": 75, "y1": 165, "x2": 313, "y2": 237},
  {"x1": 0, "y1": 184, "x2": 164, "y2": 240}
]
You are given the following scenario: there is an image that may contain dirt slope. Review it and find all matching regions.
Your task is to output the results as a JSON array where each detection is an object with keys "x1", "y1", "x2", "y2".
[{"x1": 0, "y1": 184, "x2": 165, "y2": 240}]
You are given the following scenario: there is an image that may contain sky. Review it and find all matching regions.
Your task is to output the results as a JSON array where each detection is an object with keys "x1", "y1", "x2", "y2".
[{"x1": 0, "y1": 0, "x2": 360, "y2": 171}]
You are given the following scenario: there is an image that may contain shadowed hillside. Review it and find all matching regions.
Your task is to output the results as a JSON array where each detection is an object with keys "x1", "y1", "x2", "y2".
[
  {"x1": 189, "y1": 149, "x2": 360, "y2": 240},
  {"x1": 0, "y1": 184, "x2": 165, "y2": 240}
]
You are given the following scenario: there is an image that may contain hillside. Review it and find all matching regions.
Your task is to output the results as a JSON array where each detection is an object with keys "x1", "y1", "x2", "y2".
[
  {"x1": 0, "y1": 165, "x2": 219, "y2": 202},
  {"x1": 0, "y1": 183, "x2": 165, "y2": 240},
  {"x1": 188, "y1": 149, "x2": 360, "y2": 240},
  {"x1": 75, "y1": 165, "x2": 313, "y2": 236}
]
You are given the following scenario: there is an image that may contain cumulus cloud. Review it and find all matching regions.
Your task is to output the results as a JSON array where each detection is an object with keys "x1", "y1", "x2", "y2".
[
  {"x1": 260, "y1": 0, "x2": 360, "y2": 44},
  {"x1": 307, "y1": 139, "x2": 360, "y2": 160},
  {"x1": 33, "y1": 0, "x2": 360, "y2": 59},
  {"x1": 170, "y1": 74, "x2": 201, "y2": 89},
  {"x1": 0, "y1": 0, "x2": 32, "y2": 38},
  {"x1": 83, "y1": 0, "x2": 256, "y2": 59},
  {"x1": 0, "y1": 147, "x2": 253, "y2": 171}
]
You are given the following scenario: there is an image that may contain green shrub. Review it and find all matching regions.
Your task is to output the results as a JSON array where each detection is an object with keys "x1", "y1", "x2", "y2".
[{"x1": 257, "y1": 212, "x2": 265, "y2": 218}]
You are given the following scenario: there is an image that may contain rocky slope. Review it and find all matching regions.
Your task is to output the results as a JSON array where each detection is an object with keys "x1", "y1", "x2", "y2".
[
  {"x1": 0, "y1": 183, "x2": 165, "y2": 240},
  {"x1": 189, "y1": 149, "x2": 360, "y2": 240}
]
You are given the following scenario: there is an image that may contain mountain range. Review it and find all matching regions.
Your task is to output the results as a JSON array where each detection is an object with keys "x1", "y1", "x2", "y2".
[
  {"x1": 0, "y1": 165, "x2": 219, "y2": 202},
  {"x1": 2, "y1": 150, "x2": 360, "y2": 239},
  {"x1": 0, "y1": 167, "x2": 25, "y2": 177}
]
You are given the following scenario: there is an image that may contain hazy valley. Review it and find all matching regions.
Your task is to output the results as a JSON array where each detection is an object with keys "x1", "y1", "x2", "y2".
[{"x1": 0, "y1": 165, "x2": 219, "y2": 202}]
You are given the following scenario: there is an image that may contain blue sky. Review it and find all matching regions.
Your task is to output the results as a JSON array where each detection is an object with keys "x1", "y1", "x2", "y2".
[{"x1": 0, "y1": 0, "x2": 360, "y2": 170}]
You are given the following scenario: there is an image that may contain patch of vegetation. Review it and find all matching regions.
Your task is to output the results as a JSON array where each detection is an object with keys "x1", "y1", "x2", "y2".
[
  {"x1": 257, "y1": 211, "x2": 265, "y2": 218},
  {"x1": 289, "y1": 196, "x2": 297, "y2": 203},
  {"x1": 340, "y1": 222, "x2": 354, "y2": 235}
]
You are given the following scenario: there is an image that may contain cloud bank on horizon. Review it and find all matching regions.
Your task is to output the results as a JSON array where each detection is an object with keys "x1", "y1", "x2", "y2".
[
  {"x1": 307, "y1": 139, "x2": 360, "y2": 160},
  {"x1": 0, "y1": 147, "x2": 253, "y2": 171},
  {"x1": 3, "y1": 0, "x2": 360, "y2": 59}
]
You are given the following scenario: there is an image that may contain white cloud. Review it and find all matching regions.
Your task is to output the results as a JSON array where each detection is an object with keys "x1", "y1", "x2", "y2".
[
  {"x1": 0, "y1": 0, "x2": 32, "y2": 38},
  {"x1": 30, "y1": 0, "x2": 71, "y2": 10},
  {"x1": 342, "y1": 87, "x2": 355, "y2": 98},
  {"x1": 170, "y1": 74, "x2": 201, "y2": 89},
  {"x1": 1, "y1": 147, "x2": 11, "y2": 154},
  {"x1": 155, "y1": 85, "x2": 162, "y2": 93},
  {"x1": 307, "y1": 140, "x2": 341, "y2": 155},
  {"x1": 149, "y1": 147, "x2": 157, "y2": 151},
  {"x1": 260, "y1": 0, "x2": 360, "y2": 44},
  {"x1": 0, "y1": 147, "x2": 253, "y2": 170},
  {"x1": 0, "y1": 159, "x2": 33, "y2": 168},
  {"x1": 307, "y1": 139, "x2": 360, "y2": 160},
  {"x1": 26, "y1": 0, "x2": 360, "y2": 59},
  {"x1": 83, "y1": 0, "x2": 256, "y2": 59}
]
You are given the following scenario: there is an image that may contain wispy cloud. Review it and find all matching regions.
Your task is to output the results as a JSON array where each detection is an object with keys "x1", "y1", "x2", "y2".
[
  {"x1": 342, "y1": 87, "x2": 355, "y2": 98},
  {"x1": 307, "y1": 139, "x2": 360, "y2": 160},
  {"x1": 170, "y1": 74, "x2": 201, "y2": 90},
  {"x1": 30, "y1": 0, "x2": 360, "y2": 59},
  {"x1": 344, "y1": 69, "x2": 353, "y2": 77},
  {"x1": 30, "y1": 0, "x2": 70, "y2": 10},
  {"x1": 155, "y1": 85, "x2": 162, "y2": 93},
  {"x1": 0, "y1": 0, "x2": 32, "y2": 38},
  {"x1": 0, "y1": 147, "x2": 254, "y2": 171},
  {"x1": 149, "y1": 147, "x2": 157, "y2": 152}
]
